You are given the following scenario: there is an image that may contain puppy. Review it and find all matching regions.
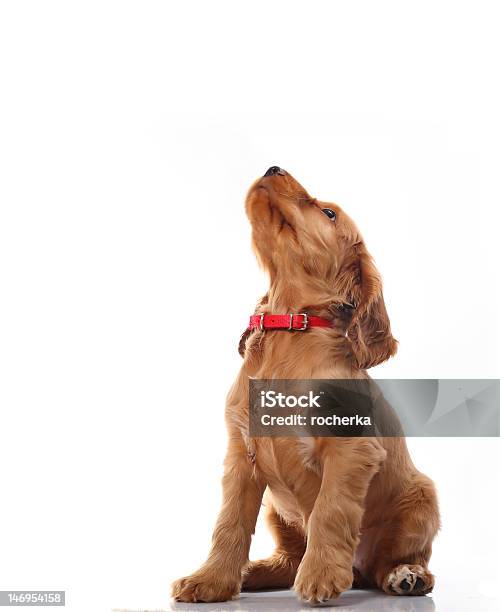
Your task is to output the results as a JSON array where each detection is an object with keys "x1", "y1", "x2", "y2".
[{"x1": 172, "y1": 167, "x2": 439, "y2": 604}]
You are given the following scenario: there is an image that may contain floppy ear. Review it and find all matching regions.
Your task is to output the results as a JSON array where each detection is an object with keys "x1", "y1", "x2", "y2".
[{"x1": 345, "y1": 247, "x2": 398, "y2": 369}]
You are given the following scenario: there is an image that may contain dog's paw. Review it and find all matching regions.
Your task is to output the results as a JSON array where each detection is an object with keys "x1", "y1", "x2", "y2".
[
  {"x1": 171, "y1": 571, "x2": 239, "y2": 603},
  {"x1": 383, "y1": 564, "x2": 434, "y2": 596},
  {"x1": 293, "y1": 556, "x2": 352, "y2": 603}
]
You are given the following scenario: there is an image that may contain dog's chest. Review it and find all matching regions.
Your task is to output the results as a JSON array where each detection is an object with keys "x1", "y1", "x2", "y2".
[{"x1": 251, "y1": 437, "x2": 322, "y2": 523}]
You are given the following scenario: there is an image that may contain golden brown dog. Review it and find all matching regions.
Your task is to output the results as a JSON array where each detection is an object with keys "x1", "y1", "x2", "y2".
[{"x1": 172, "y1": 167, "x2": 439, "y2": 604}]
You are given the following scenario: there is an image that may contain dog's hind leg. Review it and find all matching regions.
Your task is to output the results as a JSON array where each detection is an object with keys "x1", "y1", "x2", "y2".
[
  {"x1": 242, "y1": 504, "x2": 306, "y2": 590},
  {"x1": 366, "y1": 472, "x2": 439, "y2": 596}
]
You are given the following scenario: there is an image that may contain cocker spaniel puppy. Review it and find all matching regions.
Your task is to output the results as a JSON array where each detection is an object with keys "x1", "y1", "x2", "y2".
[{"x1": 172, "y1": 167, "x2": 439, "y2": 604}]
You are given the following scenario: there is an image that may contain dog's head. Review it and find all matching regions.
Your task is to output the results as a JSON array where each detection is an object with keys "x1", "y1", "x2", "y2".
[{"x1": 245, "y1": 166, "x2": 397, "y2": 369}]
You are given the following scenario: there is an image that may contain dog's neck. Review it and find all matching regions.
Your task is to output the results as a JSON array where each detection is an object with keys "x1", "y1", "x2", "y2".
[
  {"x1": 245, "y1": 301, "x2": 355, "y2": 379},
  {"x1": 265, "y1": 276, "x2": 343, "y2": 316}
]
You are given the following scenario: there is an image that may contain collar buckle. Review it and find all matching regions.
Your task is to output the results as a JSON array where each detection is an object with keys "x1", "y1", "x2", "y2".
[{"x1": 290, "y1": 313, "x2": 309, "y2": 331}]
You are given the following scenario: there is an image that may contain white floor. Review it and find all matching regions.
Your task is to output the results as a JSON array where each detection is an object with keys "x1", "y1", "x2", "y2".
[{"x1": 154, "y1": 587, "x2": 500, "y2": 612}]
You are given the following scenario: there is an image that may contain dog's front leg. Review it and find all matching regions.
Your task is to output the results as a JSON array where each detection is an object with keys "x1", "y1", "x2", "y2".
[
  {"x1": 172, "y1": 436, "x2": 265, "y2": 603},
  {"x1": 294, "y1": 438, "x2": 386, "y2": 604}
]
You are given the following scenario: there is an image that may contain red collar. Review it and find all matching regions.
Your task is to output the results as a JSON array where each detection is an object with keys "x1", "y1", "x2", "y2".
[{"x1": 248, "y1": 313, "x2": 333, "y2": 332}]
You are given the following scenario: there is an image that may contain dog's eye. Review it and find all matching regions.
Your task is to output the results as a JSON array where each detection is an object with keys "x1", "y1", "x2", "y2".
[{"x1": 322, "y1": 208, "x2": 337, "y2": 221}]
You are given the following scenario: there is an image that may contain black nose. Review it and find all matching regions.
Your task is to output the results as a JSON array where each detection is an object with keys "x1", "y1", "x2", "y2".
[{"x1": 264, "y1": 166, "x2": 285, "y2": 177}]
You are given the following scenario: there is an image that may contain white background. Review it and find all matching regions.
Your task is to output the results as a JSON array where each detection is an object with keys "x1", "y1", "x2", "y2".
[{"x1": 1, "y1": 2, "x2": 499, "y2": 611}]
